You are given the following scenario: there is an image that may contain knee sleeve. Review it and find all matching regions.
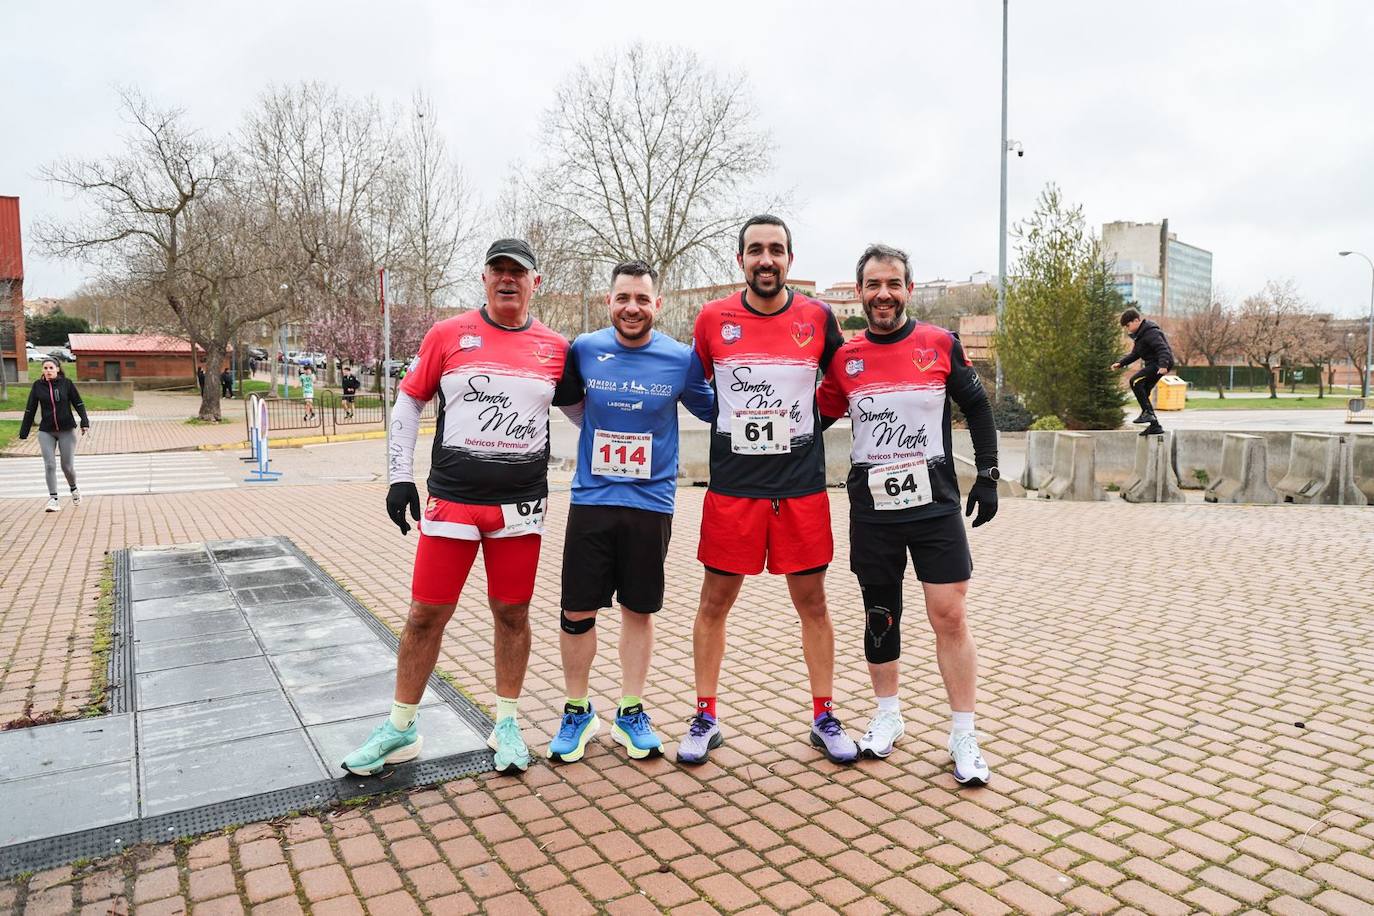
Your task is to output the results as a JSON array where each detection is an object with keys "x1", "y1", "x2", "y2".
[
  {"x1": 861, "y1": 584, "x2": 903, "y2": 664},
  {"x1": 560, "y1": 609, "x2": 596, "y2": 635}
]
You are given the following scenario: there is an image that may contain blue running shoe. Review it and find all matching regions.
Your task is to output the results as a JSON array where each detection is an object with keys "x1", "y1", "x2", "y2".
[
  {"x1": 809, "y1": 712, "x2": 858, "y2": 765},
  {"x1": 675, "y1": 714, "x2": 723, "y2": 765},
  {"x1": 547, "y1": 702, "x2": 600, "y2": 763},
  {"x1": 487, "y1": 717, "x2": 531, "y2": 774},
  {"x1": 341, "y1": 718, "x2": 422, "y2": 776},
  {"x1": 611, "y1": 703, "x2": 662, "y2": 760}
]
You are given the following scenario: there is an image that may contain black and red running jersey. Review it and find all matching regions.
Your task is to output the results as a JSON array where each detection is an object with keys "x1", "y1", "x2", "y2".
[
  {"x1": 818, "y1": 319, "x2": 996, "y2": 523},
  {"x1": 401, "y1": 307, "x2": 578, "y2": 505},
  {"x1": 692, "y1": 289, "x2": 843, "y2": 498}
]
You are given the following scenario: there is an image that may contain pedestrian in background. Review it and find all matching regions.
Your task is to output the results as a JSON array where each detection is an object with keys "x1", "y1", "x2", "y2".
[
  {"x1": 1111, "y1": 307, "x2": 1174, "y2": 436},
  {"x1": 220, "y1": 367, "x2": 234, "y2": 399},
  {"x1": 300, "y1": 365, "x2": 317, "y2": 421},
  {"x1": 18, "y1": 358, "x2": 90, "y2": 513}
]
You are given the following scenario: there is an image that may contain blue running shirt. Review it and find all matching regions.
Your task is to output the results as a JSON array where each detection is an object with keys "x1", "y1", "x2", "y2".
[{"x1": 565, "y1": 328, "x2": 715, "y2": 514}]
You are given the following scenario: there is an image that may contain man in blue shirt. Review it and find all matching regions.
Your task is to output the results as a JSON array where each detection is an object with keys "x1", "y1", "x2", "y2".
[{"x1": 548, "y1": 260, "x2": 714, "y2": 763}]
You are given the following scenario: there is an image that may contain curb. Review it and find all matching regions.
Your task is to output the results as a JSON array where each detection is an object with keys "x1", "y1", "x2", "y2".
[{"x1": 201, "y1": 425, "x2": 435, "y2": 452}]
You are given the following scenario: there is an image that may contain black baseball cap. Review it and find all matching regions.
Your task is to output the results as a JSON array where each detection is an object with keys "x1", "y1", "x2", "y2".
[{"x1": 484, "y1": 238, "x2": 537, "y2": 271}]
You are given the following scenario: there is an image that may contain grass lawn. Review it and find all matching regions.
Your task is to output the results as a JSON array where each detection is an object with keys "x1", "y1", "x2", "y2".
[
  {"x1": 239, "y1": 379, "x2": 383, "y2": 408},
  {"x1": 3, "y1": 366, "x2": 132, "y2": 411},
  {"x1": 1184, "y1": 395, "x2": 1356, "y2": 410},
  {"x1": 0, "y1": 420, "x2": 19, "y2": 450}
]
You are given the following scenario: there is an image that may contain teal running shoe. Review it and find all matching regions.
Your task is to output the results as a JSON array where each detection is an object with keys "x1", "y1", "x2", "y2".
[
  {"x1": 611, "y1": 703, "x2": 662, "y2": 760},
  {"x1": 547, "y1": 702, "x2": 600, "y2": 763},
  {"x1": 341, "y1": 718, "x2": 422, "y2": 776},
  {"x1": 487, "y1": 717, "x2": 531, "y2": 774}
]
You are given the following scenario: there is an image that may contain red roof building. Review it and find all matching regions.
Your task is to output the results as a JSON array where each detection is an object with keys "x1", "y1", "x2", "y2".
[
  {"x1": 1, "y1": 195, "x2": 27, "y2": 384},
  {"x1": 69, "y1": 333, "x2": 211, "y2": 384}
]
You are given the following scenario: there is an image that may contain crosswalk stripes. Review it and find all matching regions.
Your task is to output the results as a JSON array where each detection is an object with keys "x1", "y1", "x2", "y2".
[{"x1": 0, "y1": 452, "x2": 237, "y2": 499}]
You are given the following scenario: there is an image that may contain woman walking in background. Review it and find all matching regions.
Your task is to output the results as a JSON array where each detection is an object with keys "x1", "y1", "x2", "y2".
[{"x1": 18, "y1": 358, "x2": 90, "y2": 512}]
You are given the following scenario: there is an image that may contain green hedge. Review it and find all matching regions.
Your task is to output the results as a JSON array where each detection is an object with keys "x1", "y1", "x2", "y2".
[{"x1": 1174, "y1": 365, "x2": 1321, "y2": 388}]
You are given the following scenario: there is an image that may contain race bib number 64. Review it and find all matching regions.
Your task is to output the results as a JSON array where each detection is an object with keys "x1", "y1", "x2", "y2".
[
  {"x1": 868, "y1": 457, "x2": 932, "y2": 511},
  {"x1": 730, "y1": 408, "x2": 791, "y2": 455}
]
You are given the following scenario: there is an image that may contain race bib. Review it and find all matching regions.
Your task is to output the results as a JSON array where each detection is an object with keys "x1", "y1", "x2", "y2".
[
  {"x1": 868, "y1": 457, "x2": 932, "y2": 511},
  {"x1": 500, "y1": 498, "x2": 546, "y2": 533},
  {"x1": 730, "y1": 408, "x2": 790, "y2": 455},
  {"x1": 591, "y1": 429, "x2": 652, "y2": 479}
]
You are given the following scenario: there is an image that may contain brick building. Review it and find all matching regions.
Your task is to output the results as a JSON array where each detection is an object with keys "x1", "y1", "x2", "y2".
[
  {"x1": 0, "y1": 195, "x2": 28, "y2": 383},
  {"x1": 68, "y1": 333, "x2": 209, "y2": 385}
]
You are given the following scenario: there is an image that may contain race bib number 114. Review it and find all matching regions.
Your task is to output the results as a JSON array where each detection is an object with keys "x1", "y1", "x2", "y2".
[{"x1": 591, "y1": 429, "x2": 652, "y2": 478}]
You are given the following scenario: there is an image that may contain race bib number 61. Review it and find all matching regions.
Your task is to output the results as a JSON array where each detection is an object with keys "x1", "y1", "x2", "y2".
[{"x1": 730, "y1": 408, "x2": 790, "y2": 455}]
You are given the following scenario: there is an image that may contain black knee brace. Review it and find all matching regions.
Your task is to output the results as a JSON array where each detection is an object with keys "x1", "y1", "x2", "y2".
[
  {"x1": 860, "y1": 584, "x2": 903, "y2": 664},
  {"x1": 560, "y1": 610, "x2": 596, "y2": 635}
]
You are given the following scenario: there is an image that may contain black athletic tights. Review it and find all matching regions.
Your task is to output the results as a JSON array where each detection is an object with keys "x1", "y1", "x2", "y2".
[{"x1": 1130, "y1": 368, "x2": 1161, "y2": 416}]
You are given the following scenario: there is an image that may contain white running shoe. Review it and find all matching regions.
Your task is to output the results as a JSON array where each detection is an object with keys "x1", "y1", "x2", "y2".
[
  {"x1": 858, "y1": 711, "x2": 906, "y2": 759},
  {"x1": 45, "y1": 497, "x2": 60, "y2": 513},
  {"x1": 948, "y1": 731, "x2": 990, "y2": 786},
  {"x1": 71, "y1": 489, "x2": 82, "y2": 506}
]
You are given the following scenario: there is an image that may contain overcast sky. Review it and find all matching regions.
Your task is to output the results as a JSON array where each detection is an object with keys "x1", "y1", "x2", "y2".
[{"x1": 4, "y1": 1, "x2": 1372, "y2": 317}]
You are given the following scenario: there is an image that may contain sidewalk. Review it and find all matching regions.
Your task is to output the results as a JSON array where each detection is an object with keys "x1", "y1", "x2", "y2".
[{"x1": 1, "y1": 487, "x2": 1372, "y2": 914}]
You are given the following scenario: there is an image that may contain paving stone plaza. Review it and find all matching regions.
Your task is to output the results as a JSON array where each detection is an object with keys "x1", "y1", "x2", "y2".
[{"x1": 0, "y1": 479, "x2": 1370, "y2": 914}]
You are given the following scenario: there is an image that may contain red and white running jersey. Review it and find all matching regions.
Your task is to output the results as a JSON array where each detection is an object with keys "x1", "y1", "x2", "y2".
[
  {"x1": 692, "y1": 289, "x2": 843, "y2": 498},
  {"x1": 401, "y1": 308, "x2": 576, "y2": 505},
  {"x1": 818, "y1": 319, "x2": 985, "y2": 522}
]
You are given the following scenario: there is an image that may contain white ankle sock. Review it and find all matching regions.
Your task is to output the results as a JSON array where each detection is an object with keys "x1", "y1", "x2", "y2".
[
  {"x1": 876, "y1": 695, "x2": 900, "y2": 716},
  {"x1": 951, "y1": 710, "x2": 975, "y2": 735},
  {"x1": 389, "y1": 701, "x2": 420, "y2": 731}
]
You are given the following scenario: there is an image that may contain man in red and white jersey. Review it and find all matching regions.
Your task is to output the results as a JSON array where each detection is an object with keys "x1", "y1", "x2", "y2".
[
  {"x1": 677, "y1": 214, "x2": 860, "y2": 766},
  {"x1": 342, "y1": 238, "x2": 579, "y2": 777},
  {"x1": 817, "y1": 243, "x2": 999, "y2": 786}
]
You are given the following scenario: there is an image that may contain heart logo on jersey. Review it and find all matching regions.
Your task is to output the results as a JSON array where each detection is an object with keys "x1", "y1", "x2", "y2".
[
  {"x1": 533, "y1": 342, "x2": 555, "y2": 364},
  {"x1": 912, "y1": 347, "x2": 939, "y2": 372},
  {"x1": 792, "y1": 321, "x2": 815, "y2": 348}
]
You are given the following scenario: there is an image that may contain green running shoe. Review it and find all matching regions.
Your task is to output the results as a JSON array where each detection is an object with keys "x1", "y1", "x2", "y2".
[
  {"x1": 341, "y1": 718, "x2": 422, "y2": 776},
  {"x1": 487, "y1": 717, "x2": 530, "y2": 774}
]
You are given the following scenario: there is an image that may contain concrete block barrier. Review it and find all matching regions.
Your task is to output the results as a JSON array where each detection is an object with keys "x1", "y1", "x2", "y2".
[
  {"x1": 1204, "y1": 433, "x2": 1279, "y2": 504},
  {"x1": 1039, "y1": 432, "x2": 1104, "y2": 501},
  {"x1": 1122, "y1": 434, "x2": 1184, "y2": 503},
  {"x1": 1023, "y1": 429, "x2": 1138, "y2": 490},
  {"x1": 1274, "y1": 432, "x2": 1368, "y2": 506},
  {"x1": 1351, "y1": 432, "x2": 1374, "y2": 504},
  {"x1": 1172, "y1": 429, "x2": 1292, "y2": 490}
]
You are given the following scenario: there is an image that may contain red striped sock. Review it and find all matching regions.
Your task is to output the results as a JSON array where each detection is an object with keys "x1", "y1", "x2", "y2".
[
  {"x1": 696, "y1": 697, "x2": 716, "y2": 720},
  {"x1": 814, "y1": 696, "x2": 834, "y2": 721}
]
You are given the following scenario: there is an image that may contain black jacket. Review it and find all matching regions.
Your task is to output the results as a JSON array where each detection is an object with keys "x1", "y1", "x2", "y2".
[
  {"x1": 19, "y1": 376, "x2": 90, "y2": 438},
  {"x1": 1118, "y1": 319, "x2": 1174, "y2": 370}
]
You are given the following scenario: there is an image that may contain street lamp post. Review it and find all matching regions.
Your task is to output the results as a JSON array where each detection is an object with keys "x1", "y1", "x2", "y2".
[
  {"x1": 995, "y1": 0, "x2": 1009, "y2": 398},
  {"x1": 1338, "y1": 251, "x2": 1374, "y2": 399}
]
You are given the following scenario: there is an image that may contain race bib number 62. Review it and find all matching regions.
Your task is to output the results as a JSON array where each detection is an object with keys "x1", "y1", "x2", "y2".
[
  {"x1": 730, "y1": 408, "x2": 791, "y2": 455},
  {"x1": 500, "y1": 498, "x2": 545, "y2": 532}
]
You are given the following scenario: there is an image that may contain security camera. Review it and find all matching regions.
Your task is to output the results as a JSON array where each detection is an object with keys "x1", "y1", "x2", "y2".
[
  {"x1": 1016, "y1": 149, "x2": 1024, "y2": 157},
  {"x1": 1007, "y1": 140, "x2": 1024, "y2": 158}
]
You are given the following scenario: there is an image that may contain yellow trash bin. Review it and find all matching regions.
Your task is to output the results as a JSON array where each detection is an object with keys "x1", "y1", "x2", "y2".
[{"x1": 1152, "y1": 375, "x2": 1188, "y2": 411}]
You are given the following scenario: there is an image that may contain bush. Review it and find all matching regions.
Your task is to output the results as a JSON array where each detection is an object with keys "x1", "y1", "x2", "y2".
[
  {"x1": 841, "y1": 315, "x2": 867, "y2": 330},
  {"x1": 991, "y1": 394, "x2": 1033, "y2": 431},
  {"x1": 1029, "y1": 415, "x2": 1065, "y2": 431}
]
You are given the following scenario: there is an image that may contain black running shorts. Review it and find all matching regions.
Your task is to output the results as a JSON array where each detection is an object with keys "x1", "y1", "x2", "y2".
[
  {"x1": 849, "y1": 510, "x2": 972, "y2": 586},
  {"x1": 561, "y1": 504, "x2": 673, "y2": 613}
]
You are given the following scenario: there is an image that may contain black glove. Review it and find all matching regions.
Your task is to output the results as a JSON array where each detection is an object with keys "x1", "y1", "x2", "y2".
[
  {"x1": 386, "y1": 482, "x2": 421, "y2": 535},
  {"x1": 965, "y1": 479, "x2": 998, "y2": 528}
]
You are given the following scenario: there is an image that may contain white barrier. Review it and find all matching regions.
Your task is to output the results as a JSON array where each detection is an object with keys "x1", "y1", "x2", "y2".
[
  {"x1": 244, "y1": 396, "x2": 282, "y2": 483},
  {"x1": 1274, "y1": 433, "x2": 1366, "y2": 506},
  {"x1": 1039, "y1": 432, "x2": 1105, "y2": 501}
]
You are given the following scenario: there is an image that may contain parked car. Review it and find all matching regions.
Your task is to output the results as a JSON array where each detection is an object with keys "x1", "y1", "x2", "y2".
[
  {"x1": 46, "y1": 346, "x2": 76, "y2": 362},
  {"x1": 246, "y1": 346, "x2": 269, "y2": 361},
  {"x1": 26, "y1": 344, "x2": 47, "y2": 362}
]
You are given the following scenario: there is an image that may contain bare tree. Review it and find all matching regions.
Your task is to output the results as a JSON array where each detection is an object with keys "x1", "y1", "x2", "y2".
[
  {"x1": 240, "y1": 83, "x2": 399, "y2": 383},
  {"x1": 394, "y1": 92, "x2": 480, "y2": 312},
  {"x1": 529, "y1": 43, "x2": 778, "y2": 298},
  {"x1": 38, "y1": 88, "x2": 285, "y2": 420},
  {"x1": 494, "y1": 176, "x2": 599, "y2": 338},
  {"x1": 1337, "y1": 323, "x2": 1369, "y2": 394},
  {"x1": 1178, "y1": 293, "x2": 1243, "y2": 397},
  {"x1": 1290, "y1": 313, "x2": 1342, "y2": 397},
  {"x1": 1237, "y1": 279, "x2": 1307, "y2": 399}
]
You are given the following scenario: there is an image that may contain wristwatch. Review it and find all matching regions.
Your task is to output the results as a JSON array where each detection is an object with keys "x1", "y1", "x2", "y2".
[{"x1": 976, "y1": 467, "x2": 1001, "y2": 482}]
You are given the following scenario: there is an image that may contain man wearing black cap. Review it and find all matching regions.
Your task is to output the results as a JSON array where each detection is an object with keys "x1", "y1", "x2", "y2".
[{"x1": 343, "y1": 239, "x2": 580, "y2": 777}]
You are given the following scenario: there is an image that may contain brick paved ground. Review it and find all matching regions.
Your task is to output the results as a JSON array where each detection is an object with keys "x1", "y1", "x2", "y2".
[{"x1": 1, "y1": 485, "x2": 1372, "y2": 914}]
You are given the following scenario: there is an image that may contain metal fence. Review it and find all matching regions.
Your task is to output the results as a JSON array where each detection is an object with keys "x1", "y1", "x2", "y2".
[{"x1": 244, "y1": 391, "x2": 435, "y2": 440}]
